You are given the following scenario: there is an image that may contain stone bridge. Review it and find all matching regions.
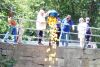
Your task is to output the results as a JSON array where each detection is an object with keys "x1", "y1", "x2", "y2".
[{"x1": 0, "y1": 42, "x2": 100, "y2": 67}]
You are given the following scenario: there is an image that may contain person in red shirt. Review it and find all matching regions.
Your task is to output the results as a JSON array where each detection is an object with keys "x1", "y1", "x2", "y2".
[
  {"x1": 9, "y1": 19, "x2": 17, "y2": 26},
  {"x1": 4, "y1": 17, "x2": 17, "y2": 43}
]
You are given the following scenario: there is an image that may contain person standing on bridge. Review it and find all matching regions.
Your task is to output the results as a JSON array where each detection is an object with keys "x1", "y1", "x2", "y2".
[
  {"x1": 60, "y1": 15, "x2": 74, "y2": 46},
  {"x1": 85, "y1": 17, "x2": 92, "y2": 44},
  {"x1": 77, "y1": 18, "x2": 88, "y2": 48},
  {"x1": 17, "y1": 16, "x2": 24, "y2": 43},
  {"x1": 56, "y1": 14, "x2": 61, "y2": 46},
  {"x1": 4, "y1": 17, "x2": 17, "y2": 43},
  {"x1": 36, "y1": 8, "x2": 46, "y2": 45}
]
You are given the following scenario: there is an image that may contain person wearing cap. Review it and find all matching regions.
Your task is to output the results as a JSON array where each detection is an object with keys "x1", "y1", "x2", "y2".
[
  {"x1": 77, "y1": 18, "x2": 88, "y2": 48},
  {"x1": 36, "y1": 8, "x2": 46, "y2": 45},
  {"x1": 60, "y1": 15, "x2": 74, "y2": 46},
  {"x1": 47, "y1": 9, "x2": 59, "y2": 46}
]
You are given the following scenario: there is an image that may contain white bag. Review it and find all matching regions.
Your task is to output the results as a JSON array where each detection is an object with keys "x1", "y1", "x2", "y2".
[{"x1": 86, "y1": 42, "x2": 97, "y2": 49}]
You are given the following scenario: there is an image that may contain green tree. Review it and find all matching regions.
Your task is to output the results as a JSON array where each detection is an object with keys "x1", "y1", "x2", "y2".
[{"x1": 0, "y1": 0, "x2": 99, "y2": 42}]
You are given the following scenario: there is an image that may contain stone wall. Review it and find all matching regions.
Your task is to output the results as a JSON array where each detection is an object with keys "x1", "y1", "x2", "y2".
[{"x1": 0, "y1": 42, "x2": 100, "y2": 67}]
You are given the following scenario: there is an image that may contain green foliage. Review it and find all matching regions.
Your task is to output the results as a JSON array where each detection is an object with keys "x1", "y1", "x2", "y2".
[
  {"x1": 0, "y1": 55, "x2": 16, "y2": 67},
  {"x1": 0, "y1": 0, "x2": 100, "y2": 42}
]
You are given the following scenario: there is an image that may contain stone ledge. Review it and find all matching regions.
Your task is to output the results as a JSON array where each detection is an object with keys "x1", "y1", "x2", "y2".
[{"x1": 0, "y1": 42, "x2": 100, "y2": 67}]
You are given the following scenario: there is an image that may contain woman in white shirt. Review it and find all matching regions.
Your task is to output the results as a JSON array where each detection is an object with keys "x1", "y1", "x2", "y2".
[
  {"x1": 77, "y1": 18, "x2": 88, "y2": 48},
  {"x1": 36, "y1": 8, "x2": 46, "y2": 44}
]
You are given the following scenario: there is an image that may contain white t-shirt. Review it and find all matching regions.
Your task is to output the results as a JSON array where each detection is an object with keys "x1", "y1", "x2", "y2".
[
  {"x1": 77, "y1": 22, "x2": 88, "y2": 38},
  {"x1": 36, "y1": 10, "x2": 46, "y2": 30}
]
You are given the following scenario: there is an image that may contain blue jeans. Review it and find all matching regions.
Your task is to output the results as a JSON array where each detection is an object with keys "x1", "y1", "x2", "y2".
[
  {"x1": 4, "y1": 26, "x2": 17, "y2": 43},
  {"x1": 60, "y1": 32, "x2": 69, "y2": 46}
]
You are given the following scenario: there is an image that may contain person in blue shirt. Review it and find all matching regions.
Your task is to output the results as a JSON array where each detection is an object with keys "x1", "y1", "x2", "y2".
[
  {"x1": 47, "y1": 9, "x2": 60, "y2": 46},
  {"x1": 60, "y1": 15, "x2": 74, "y2": 46}
]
